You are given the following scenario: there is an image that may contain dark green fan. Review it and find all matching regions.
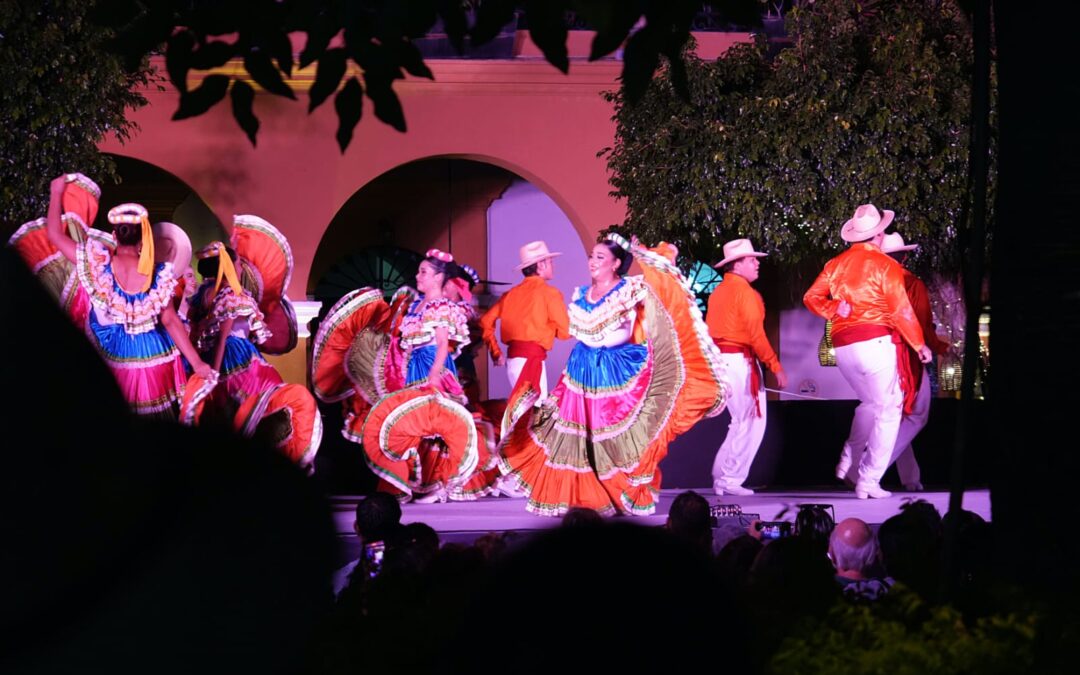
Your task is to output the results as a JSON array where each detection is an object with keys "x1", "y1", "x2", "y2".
[{"x1": 313, "y1": 246, "x2": 424, "y2": 311}]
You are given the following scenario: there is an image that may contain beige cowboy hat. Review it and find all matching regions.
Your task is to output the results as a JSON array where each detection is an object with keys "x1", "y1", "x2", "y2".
[
  {"x1": 153, "y1": 221, "x2": 193, "y2": 276},
  {"x1": 515, "y1": 240, "x2": 562, "y2": 270},
  {"x1": 880, "y1": 232, "x2": 918, "y2": 254},
  {"x1": 841, "y1": 203, "x2": 894, "y2": 242},
  {"x1": 714, "y1": 238, "x2": 767, "y2": 269}
]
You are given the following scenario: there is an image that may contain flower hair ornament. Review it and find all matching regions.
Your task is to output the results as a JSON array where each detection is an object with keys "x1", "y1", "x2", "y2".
[
  {"x1": 107, "y1": 203, "x2": 155, "y2": 292},
  {"x1": 604, "y1": 233, "x2": 631, "y2": 252},
  {"x1": 196, "y1": 241, "x2": 243, "y2": 296},
  {"x1": 459, "y1": 263, "x2": 481, "y2": 287},
  {"x1": 426, "y1": 248, "x2": 454, "y2": 263}
]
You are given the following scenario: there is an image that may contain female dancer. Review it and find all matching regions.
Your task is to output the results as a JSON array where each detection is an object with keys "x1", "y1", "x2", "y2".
[
  {"x1": 43, "y1": 175, "x2": 213, "y2": 419},
  {"x1": 312, "y1": 250, "x2": 479, "y2": 502},
  {"x1": 499, "y1": 235, "x2": 728, "y2": 516},
  {"x1": 189, "y1": 242, "x2": 282, "y2": 408}
]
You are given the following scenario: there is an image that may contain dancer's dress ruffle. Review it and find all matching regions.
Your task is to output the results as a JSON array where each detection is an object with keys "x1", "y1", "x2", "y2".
[
  {"x1": 76, "y1": 233, "x2": 188, "y2": 420},
  {"x1": 310, "y1": 287, "x2": 410, "y2": 444},
  {"x1": 191, "y1": 283, "x2": 281, "y2": 404},
  {"x1": 235, "y1": 383, "x2": 323, "y2": 473},
  {"x1": 9, "y1": 215, "x2": 92, "y2": 327},
  {"x1": 233, "y1": 214, "x2": 298, "y2": 355},
  {"x1": 360, "y1": 387, "x2": 479, "y2": 499},
  {"x1": 498, "y1": 243, "x2": 728, "y2": 516}
]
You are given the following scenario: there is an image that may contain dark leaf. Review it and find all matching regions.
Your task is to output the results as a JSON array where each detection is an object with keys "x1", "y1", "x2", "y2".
[
  {"x1": 400, "y1": 0, "x2": 440, "y2": 38},
  {"x1": 395, "y1": 41, "x2": 434, "y2": 80},
  {"x1": 334, "y1": 77, "x2": 364, "y2": 152},
  {"x1": 703, "y1": 0, "x2": 764, "y2": 27},
  {"x1": 231, "y1": 80, "x2": 259, "y2": 146},
  {"x1": 363, "y1": 67, "x2": 407, "y2": 132},
  {"x1": 471, "y1": 0, "x2": 517, "y2": 46},
  {"x1": 524, "y1": 0, "x2": 570, "y2": 73},
  {"x1": 191, "y1": 40, "x2": 236, "y2": 70},
  {"x1": 300, "y1": 17, "x2": 338, "y2": 69},
  {"x1": 268, "y1": 30, "x2": 294, "y2": 78},
  {"x1": 309, "y1": 48, "x2": 347, "y2": 112},
  {"x1": 106, "y1": 6, "x2": 176, "y2": 73},
  {"x1": 621, "y1": 27, "x2": 661, "y2": 104},
  {"x1": 437, "y1": 0, "x2": 468, "y2": 52},
  {"x1": 243, "y1": 49, "x2": 297, "y2": 100},
  {"x1": 577, "y1": 1, "x2": 643, "y2": 60},
  {"x1": 166, "y1": 29, "x2": 196, "y2": 93},
  {"x1": 172, "y1": 74, "x2": 231, "y2": 120}
]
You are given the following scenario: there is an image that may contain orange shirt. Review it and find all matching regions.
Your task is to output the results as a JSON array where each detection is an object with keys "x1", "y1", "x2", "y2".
[
  {"x1": 905, "y1": 272, "x2": 950, "y2": 356},
  {"x1": 705, "y1": 272, "x2": 781, "y2": 373},
  {"x1": 479, "y1": 276, "x2": 570, "y2": 360},
  {"x1": 803, "y1": 243, "x2": 926, "y2": 350}
]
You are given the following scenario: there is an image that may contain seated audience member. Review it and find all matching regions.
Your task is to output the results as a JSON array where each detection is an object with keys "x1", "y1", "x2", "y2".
[
  {"x1": 715, "y1": 534, "x2": 763, "y2": 593},
  {"x1": 333, "y1": 493, "x2": 403, "y2": 596},
  {"x1": 795, "y1": 504, "x2": 836, "y2": 555},
  {"x1": 667, "y1": 490, "x2": 714, "y2": 556},
  {"x1": 829, "y1": 517, "x2": 892, "y2": 600},
  {"x1": 878, "y1": 506, "x2": 941, "y2": 601},
  {"x1": 561, "y1": 506, "x2": 604, "y2": 528}
]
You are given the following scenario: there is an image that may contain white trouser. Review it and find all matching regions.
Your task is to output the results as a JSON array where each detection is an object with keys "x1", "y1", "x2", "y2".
[
  {"x1": 833, "y1": 336, "x2": 902, "y2": 490},
  {"x1": 506, "y1": 357, "x2": 548, "y2": 400},
  {"x1": 712, "y1": 353, "x2": 767, "y2": 488},
  {"x1": 842, "y1": 369, "x2": 930, "y2": 486}
]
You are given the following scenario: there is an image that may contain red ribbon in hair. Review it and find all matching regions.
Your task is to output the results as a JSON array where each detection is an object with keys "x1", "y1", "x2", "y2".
[{"x1": 447, "y1": 277, "x2": 472, "y2": 302}]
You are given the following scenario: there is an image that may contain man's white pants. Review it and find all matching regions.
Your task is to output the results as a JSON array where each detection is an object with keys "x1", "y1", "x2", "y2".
[
  {"x1": 841, "y1": 369, "x2": 930, "y2": 486},
  {"x1": 833, "y1": 336, "x2": 903, "y2": 490},
  {"x1": 712, "y1": 353, "x2": 767, "y2": 489},
  {"x1": 506, "y1": 357, "x2": 548, "y2": 400}
]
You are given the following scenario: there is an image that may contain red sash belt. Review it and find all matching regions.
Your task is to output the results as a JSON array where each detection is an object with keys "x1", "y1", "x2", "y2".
[
  {"x1": 832, "y1": 324, "x2": 917, "y2": 415},
  {"x1": 507, "y1": 341, "x2": 547, "y2": 400},
  {"x1": 713, "y1": 338, "x2": 762, "y2": 417}
]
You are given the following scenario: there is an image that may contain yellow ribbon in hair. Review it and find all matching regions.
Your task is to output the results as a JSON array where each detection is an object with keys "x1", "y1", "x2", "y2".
[
  {"x1": 136, "y1": 215, "x2": 155, "y2": 293},
  {"x1": 213, "y1": 244, "x2": 243, "y2": 296}
]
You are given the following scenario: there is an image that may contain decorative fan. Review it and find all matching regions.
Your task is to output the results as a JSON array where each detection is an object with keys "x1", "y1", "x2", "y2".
[
  {"x1": 818, "y1": 320, "x2": 837, "y2": 367},
  {"x1": 685, "y1": 260, "x2": 724, "y2": 315},
  {"x1": 313, "y1": 246, "x2": 424, "y2": 311}
]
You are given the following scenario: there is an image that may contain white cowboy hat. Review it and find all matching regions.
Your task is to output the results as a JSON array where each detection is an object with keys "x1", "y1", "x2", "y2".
[
  {"x1": 153, "y1": 221, "x2": 193, "y2": 275},
  {"x1": 841, "y1": 204, "x2": 894, "y2": 242},
  {"x1": 714, "y1": 238, "x2": 767, "y2": 269},
  {"x1": 880, "y1": 232, "x2": 918, "y2": 254},
  {"x1": 515, "y1": 240, "x2": 562, "y2": 270}
]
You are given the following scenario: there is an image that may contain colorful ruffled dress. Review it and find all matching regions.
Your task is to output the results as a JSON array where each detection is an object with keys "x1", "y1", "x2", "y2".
[
  {"x1": 311, "y1": 288, "x2": 482, "y2": 500},
  {"x1": 8, "y1": 173, "x2": 99, "y2": 329},
  {"x1": 498, "y1": 243, "x2": 728, "y2": 516},
  {"x1": 75, "y1": 231, "x2": 188, "y2": 420},
  {"x1": 189, "y1": 282, "x2": 282, "y2": 405}
]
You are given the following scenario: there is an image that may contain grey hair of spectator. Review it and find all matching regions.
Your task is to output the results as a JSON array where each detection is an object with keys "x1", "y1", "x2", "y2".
[{"x1": 828, "y1": 518, "x2": 880, "y2": 574}]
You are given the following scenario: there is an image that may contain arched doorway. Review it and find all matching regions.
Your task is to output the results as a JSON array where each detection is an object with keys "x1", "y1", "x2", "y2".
[
  {"x1": 309, "y1": 158, "x2": 585, "y2": 492},
  {"x1": 99, "y1": 155, "x2": 226, "y2": 256}
]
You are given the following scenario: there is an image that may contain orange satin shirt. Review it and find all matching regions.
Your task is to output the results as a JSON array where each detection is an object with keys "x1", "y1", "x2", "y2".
[
  {"x1": 803, "y1": 243, "x2": 926, "y2": 350},
  {"x1": 705, "y1": 272, "x2": 782, "y2": 373},
  {"x1": 906, "y1": 272, "x2": 950, "y2": 356},
  {"x1": 480, "y1": 276, "x2": 570, "y2": 360}
]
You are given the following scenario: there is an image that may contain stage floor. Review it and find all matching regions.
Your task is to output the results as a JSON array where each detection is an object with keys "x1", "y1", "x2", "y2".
[{"x1": 328, "y1": 487, "x2": 991, "y2": 539}]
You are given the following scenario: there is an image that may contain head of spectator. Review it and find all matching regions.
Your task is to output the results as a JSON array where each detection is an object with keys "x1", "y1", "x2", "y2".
[
  {"x1": 878, "y1": 508, "x2": 941, "y2": 601},
  {"x1": 899, "y1": 498, "x2": 943, "y2": 538},
  {"x1": 716, "y1": 534, "x2": 763, "y2": 592},
  {"x1": 354, "y1": 492, "x2": 402, "y2": 545},
  {"x1": 795, "y1": 504, "x2": 836, "y2": 554},
  {"x1": 829, "y1": 517, "x2": 880, "y2": 581},
  {"x1": 667, "y1": 490, "x2": 714, "y2": 556},
  {"x1": 561, "y1": 506, "x2": 604, "y2": 528}
]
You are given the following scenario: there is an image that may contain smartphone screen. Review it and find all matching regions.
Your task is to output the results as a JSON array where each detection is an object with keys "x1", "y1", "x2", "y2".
[{"x1": 363, "y1": 541, "x2": 386, "y2": 578}]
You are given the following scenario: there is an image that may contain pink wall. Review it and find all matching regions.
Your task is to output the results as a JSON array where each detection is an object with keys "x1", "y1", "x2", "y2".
[{"x1": 99, "y1": 57, "x2": 630, "y2": 301}]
